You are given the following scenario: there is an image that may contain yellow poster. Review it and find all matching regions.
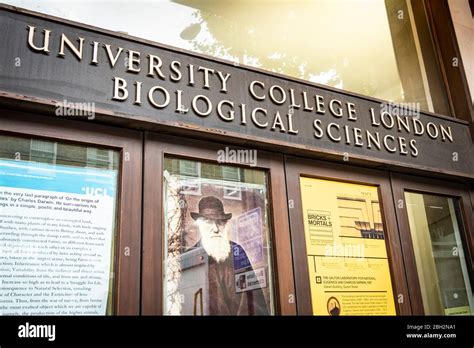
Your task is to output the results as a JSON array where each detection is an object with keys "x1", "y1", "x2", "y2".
[{"x1": 300, "y1": 177, "x2": 396, "y2": 315}]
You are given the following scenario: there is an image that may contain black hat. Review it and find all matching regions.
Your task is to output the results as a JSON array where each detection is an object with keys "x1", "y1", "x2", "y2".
[{"x1": 190, "y1": 196, "x2": 232, "y2": 221}]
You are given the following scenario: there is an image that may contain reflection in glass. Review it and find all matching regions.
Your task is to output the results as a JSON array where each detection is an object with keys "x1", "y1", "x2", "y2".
[
  {"x1": 163, "y1": 157, "x2": 274, "y2": 315},
  {"x1": 4, "y1": 0, "x2": 449, "y2": 113},
  {"x1": 405, "y1": 192, "x2": 473, "y2": 315}
]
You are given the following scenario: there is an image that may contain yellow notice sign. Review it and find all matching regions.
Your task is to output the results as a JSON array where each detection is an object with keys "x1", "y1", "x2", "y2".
[{"x1": 300, "y1": 177, "x2": 396, "y2": 315}]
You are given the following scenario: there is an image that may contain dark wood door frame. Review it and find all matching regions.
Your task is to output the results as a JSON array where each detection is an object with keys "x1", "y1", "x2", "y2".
[
  {"x1": 390, "y1": 173, "x2": 474, "y2": 315},
  {"x1": 424, "y1": 0, "x2": 474, "y2": 136},
  {"x1": 0, "y1": 110, "x2": 143, "y2": 315},
  {"x1": 284, "y1": 156, "x2": 411, "y2": 315},
  {"x1": 471, "y1": 185, "x2": 474, "y2": 214},
  {"x1": 141, "y1": 132, "x2": 297, "y2": 315}
]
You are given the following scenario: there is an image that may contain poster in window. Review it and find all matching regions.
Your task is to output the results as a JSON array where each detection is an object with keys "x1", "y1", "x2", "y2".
[
  {"x1": 0, "y1": 159, "x2": 117, "y2": 315},
  {"x1": 300, "y1": 177, "x2": 396, "y2": 315},
  {"x1": 163, "y1": 160, "x2": 274, "y2": 316}
]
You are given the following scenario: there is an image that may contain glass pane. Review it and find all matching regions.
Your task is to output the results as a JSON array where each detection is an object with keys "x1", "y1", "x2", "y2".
[
  {"x1": 4, "y1": 0, "x2": 449, "y2": 114},
  {"x1": 0, "y1": 134, "x2": 119, "y2": 315},
  {"x1": 299, "y1": 177, "x2": 396, "y2": 315},
  {"x1": 405, "y1": 192, "x2": 473, "y2": 315},
  {"x1": 163, "y1": 157, "x2": 274, "y2": 315}
]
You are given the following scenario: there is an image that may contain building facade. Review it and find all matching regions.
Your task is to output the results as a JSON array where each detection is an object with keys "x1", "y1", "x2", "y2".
[{"x1": 0, "y1": 1, "x2": 473, "y2": 316}]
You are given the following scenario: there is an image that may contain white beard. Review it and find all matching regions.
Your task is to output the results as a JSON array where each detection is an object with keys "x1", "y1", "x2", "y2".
[{"x1": 201, "y1": 234, "x2": 231, "y2": 263}]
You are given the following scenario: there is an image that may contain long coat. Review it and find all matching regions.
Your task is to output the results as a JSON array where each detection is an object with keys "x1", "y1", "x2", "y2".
[{"x1": 206, "y1": 242, "x2": 270, "y2": 315}]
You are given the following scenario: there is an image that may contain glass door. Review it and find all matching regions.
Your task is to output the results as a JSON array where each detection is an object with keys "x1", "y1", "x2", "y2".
[
  {"x1": 0, "y1": 111, "x2": 143, "y2": 315},
  {"x1": 141, "y1": 133, "x2": 296, "y2": 315},
  {"x1": 392, "y1": 174, "x2": 474, "y2": 315},
  {"x1": 285, "y1": 156, "x2": 410, "y2": 315}
]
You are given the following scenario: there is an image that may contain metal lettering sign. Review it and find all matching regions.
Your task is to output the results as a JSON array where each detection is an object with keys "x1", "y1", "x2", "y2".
[{"x1": 1, "y1": 6, "x2": 473, "y2": 178}]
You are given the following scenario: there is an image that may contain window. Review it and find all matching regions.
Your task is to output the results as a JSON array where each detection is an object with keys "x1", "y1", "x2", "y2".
[
  {"x1": 0, "y1": 134, "x2": 119, "y2": 315},
  {"x1": 177, "y1": 160, "x2": 202, "y2": 195},
  {"x1": 222, "y1": 166, "x2": 242, "y2": 200},
  {"x1": 405, "y1": 192, "x2": 473, "y2": 315},
  {"x1": 162, "y1": 157, "x2": 275, "y2": 315},
  {"x1": 29, "y1": 139, "x2": 57, "y2": 164},
  {"x1": 299, "y1": 177, "x2": 396, "y2": 315},
  {"x1": 86, "y1": 147, "x2": 115, "y2": 169}
]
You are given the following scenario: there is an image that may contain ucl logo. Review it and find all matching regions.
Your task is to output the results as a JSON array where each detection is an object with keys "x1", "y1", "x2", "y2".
[{"x1": 82, "y1": 187, "x2": 108, "y2": 196}]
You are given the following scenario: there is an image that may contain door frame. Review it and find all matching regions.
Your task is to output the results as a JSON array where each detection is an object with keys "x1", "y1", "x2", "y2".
[
  {"x1": 0, "y1": 110, "x2": 143, "y2": 315},
  {"x1": 285, "y1": 155, "x2": 411, "y2": 315},
  {"x1": 390, "y1": 173, "x2": 474, "y2": 315},
  {"x1": 141, "y1": 132, "x2": 296, "y2": 315}
]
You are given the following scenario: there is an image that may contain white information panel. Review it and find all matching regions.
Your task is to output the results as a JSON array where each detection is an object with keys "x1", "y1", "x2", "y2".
[{"x1": 0, "y1": 159, "x2": 118, "y2": 315}]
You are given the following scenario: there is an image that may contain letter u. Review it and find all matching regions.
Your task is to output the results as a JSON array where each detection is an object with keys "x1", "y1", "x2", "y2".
[{"x1": 27, "y1": 26, "x2": 51, "y2": 53}]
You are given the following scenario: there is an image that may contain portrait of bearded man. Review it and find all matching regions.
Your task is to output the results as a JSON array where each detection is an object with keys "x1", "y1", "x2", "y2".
[{"x1": 190, "y1": 196, "x2": 270, "y2": 315}]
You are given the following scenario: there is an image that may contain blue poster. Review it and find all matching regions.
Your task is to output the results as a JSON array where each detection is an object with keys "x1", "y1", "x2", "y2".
[{"x1": 0, "y1": 159, "x2": 117, "y2": 197}]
